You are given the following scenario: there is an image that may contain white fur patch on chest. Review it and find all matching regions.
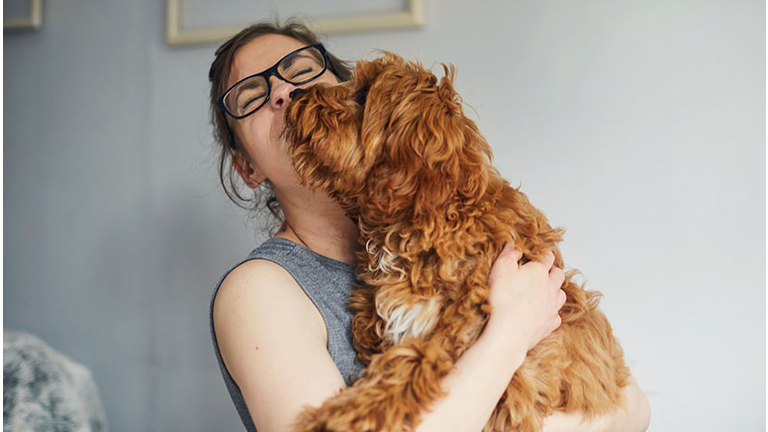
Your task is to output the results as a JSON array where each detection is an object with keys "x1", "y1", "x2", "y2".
[
  {"x1": 364, "y1": 239, "x2": 442, "y2": 344},
  {"x1": 376, "y1": 295, "x2": 443, "y2": 345}
]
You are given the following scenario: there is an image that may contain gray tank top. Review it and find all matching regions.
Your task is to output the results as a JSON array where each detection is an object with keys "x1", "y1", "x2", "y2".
[{"x1": 209, "y1": 237, "x2": 366, "y2": 431}]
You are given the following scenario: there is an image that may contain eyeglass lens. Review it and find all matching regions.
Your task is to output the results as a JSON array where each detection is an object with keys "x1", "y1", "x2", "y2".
[{"x1": 224, "y1": 46, "x2": 326, "y2": 118}]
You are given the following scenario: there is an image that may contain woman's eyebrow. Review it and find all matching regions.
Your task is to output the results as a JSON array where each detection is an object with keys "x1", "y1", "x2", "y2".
[
  {"x1": 238, "y1": 78, "x2": 263, "y2": 90},
  {"x1": 281, "y1": 52, "x2": 312, "y2": 67}
]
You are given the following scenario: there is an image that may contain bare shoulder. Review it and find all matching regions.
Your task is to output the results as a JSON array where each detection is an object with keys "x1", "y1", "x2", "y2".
[
  {"x1": 215, "y1": 259, "x2": 325, "y2": 338},
  {"x1": 213, "y1": 259, "x2": 346, "y2": 431},
  {"x1": 214, "y1": 258, "x2": 327, "y2": 342}
]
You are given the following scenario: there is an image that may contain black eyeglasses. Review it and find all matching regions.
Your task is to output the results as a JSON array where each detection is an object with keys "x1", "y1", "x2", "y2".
[{"x1": 218, "y1": 44, "x2": 330, "y2": 119}]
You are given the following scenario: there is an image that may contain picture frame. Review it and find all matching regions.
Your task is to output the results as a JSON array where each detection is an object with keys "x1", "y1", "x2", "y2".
[
  {"x1": 4, "y1": 0, "x2": 42, "y2": 31},
  {"x1": 165, "y1": 0, "x2": 425, "y2": 47}
]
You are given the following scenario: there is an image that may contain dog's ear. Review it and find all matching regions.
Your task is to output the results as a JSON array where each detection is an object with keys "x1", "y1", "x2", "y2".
[
  {"x1": 350, "y1": 53, "x2": 410, "y2": 177},
  {"x1": 352, "y1": 52, "x2": 401, "y2": 92},
  {"x1": 432, "y1": 63, "x2": 495, "y2": 206},
  {"x1": 358, "y1": 62, "x2": 496, "y2": 220}
]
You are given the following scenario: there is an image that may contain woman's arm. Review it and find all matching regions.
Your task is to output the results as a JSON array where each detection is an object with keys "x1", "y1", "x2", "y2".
[
  {"x1": 414, "y1": 309, "x2": 535, "y2": 431},
  {"x1": 416, "y1": 243, "x2": 651, "y2": 432},
  {"x1": 216, "y1": 244, "x2": 634, "y2": 432},
  {"x1": 214, "y1": 259, "x2": 351, "y2": 431}
]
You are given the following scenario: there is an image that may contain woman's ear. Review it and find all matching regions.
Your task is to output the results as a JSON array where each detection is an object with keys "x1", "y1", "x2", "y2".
[{"x1": 232, "y1": 151, "x2": 266, "y2": 188}]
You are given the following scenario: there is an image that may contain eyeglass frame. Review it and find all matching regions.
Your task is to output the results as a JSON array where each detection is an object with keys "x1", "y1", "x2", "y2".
[{"x1": 217, "y1": 43, "x2": 332, "y2": 120}]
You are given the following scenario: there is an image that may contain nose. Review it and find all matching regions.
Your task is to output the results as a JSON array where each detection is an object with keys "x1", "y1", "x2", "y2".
[{"x1": 267, "y1": 76, "x2": 298, "y2": 109}]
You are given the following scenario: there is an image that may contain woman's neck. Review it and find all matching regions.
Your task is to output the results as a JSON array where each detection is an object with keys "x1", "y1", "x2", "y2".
[{"x1": 273, "y1": 186, "x2": 361, "y2": 265}]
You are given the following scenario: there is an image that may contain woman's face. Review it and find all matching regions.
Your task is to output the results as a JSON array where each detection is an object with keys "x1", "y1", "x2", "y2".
[{"x1": 227, "y1": 34, "x2": 340, "y2": 189}]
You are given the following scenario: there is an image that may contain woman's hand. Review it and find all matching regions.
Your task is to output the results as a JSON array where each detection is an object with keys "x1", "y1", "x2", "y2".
[
  {"x1": 486, "y1": 243, "x2": 567, "y2": 352},
  {"x1": 418, "y1": 243, "x2": 568, "y2": 432}
]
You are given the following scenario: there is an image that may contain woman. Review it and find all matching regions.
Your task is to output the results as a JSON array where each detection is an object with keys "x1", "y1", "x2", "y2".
[{"x1": 209, "y1": 20, "x2": 650, "y2": 432}]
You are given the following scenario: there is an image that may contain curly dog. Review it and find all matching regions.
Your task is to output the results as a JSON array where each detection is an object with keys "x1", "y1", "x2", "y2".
[{"x1": 283, "y1": 52, "x2": 630, "y2": 432}]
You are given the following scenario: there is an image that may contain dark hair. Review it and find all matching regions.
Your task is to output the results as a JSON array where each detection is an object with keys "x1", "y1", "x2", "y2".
[{"x1": 208, "y1": 19, "x2": 353, "y2": 225}]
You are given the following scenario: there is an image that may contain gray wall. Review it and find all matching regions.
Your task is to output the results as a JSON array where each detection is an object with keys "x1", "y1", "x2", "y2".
[{"x1": 4, "y1": 1, "x2": 764, "y2": 430}]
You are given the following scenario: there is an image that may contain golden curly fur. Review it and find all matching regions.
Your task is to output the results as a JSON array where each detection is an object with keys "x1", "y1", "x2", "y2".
[{"x1": 282, "y1": 52, "x2": 630, "y2": 432}]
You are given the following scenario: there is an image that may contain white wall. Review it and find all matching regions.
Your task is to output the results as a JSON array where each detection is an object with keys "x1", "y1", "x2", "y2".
[{"x1": 4, "y1": 1, "x2": 764, "y2": 430}]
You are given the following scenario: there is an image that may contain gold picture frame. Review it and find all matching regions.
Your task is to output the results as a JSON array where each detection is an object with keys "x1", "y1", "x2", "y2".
[
  {"x1": 166, "y1": 0, "x2": 425, "y2": 47},
  {"x1": 4, "y1": 0, "x2": 42, "y2": 31}
]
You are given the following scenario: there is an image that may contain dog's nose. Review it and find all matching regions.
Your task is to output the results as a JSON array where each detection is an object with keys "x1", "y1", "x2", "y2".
[{"x1": 290, "y1": 88, "x2": 308, "y2": 99}]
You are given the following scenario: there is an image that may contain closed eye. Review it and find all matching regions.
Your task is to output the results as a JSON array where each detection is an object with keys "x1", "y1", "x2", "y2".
[
  {"x1": 290, "y1": 67, "x2": 314, "y2": 80},
  {"x1": 241, "y1": 93, "x2": 265, "y2": 110}
]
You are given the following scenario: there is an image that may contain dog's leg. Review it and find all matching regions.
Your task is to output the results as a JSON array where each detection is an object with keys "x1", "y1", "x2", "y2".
[
  {"x1": 293, "y1": 335, "x2": 457, "y2": 432},
  {"x1": 296, "y1": 284, "x2": 490, "y2": 431}
]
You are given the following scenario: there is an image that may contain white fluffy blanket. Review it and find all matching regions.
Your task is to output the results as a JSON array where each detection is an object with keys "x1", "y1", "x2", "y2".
[{"x1": 3, "y1": 330, "x2": 108, "y2": 432}]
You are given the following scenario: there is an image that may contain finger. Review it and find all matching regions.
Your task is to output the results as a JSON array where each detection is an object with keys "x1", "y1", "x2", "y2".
[
  {"x1": 511, "y1": 248, "x2": 523, "y2": 263},
  {"x1": 544, "y1": 251, "x2": 556, "y2": 269},
  {"x1": 552, "y1": 315, "x2": 563, "y2": 332},
  {"x1": 549, "y1": 266, "x2": 565, "y2": 285},
  {"x1": 500, "y1": 243, "x2": 523, "y2": 261},
  {"x1": 532, "y1": 250, "x2": 555, "y2": 270},
  {"x1": 546, "y1": 315, "x2": 562, "y2": 337}
]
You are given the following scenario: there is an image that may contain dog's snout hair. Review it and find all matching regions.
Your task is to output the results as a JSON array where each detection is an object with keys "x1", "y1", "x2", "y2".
[
  {"x1": 354, "y1": 89, "x2": 368, "y2": 106},
  {"x1": 289, "y1": 88, "x2": 308, "y2": 100}
]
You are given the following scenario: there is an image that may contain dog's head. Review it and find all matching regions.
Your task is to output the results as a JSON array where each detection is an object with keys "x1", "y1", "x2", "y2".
[{"x1": 283, "y1": 52, "x2": 494, "y2": 224}]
